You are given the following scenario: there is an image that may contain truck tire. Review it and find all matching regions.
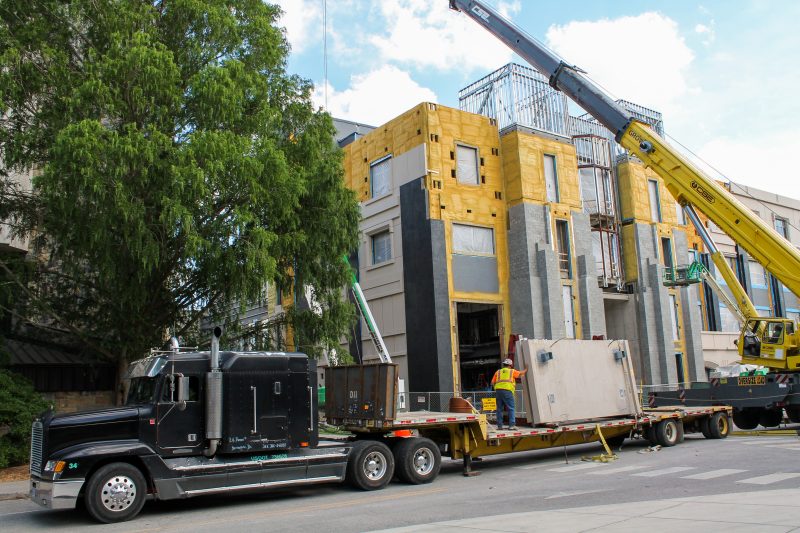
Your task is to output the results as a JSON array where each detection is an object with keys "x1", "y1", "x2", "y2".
[
  {"x1": 393, "y1": 437, "x2": 441, "y2": 484},
  {"x1": 644, "y1": 425, "x2": 658, "y2": 445},
  {"x1": 707, "y1": 412, "x2": 730, "y2": 439},
  {"x1": 655, "y1": 419, "x2": 680, "y2": 447},
  {"x1": 604, "y1": 434, "x2": 627, "y2": 449},
  {"x1": 346, "y1": 440, "x2": 395, "y2": 491},
  {"x1": 700, "y1": 417, "x2": 713, "y2": 439},
  {"x1": 759, "y1": 408, "x2": 783, "y2": 428},
  {"x1": 84, "y1": 462, "x2": 147, "y2": 523},
  {"x1": 732, "y1": 409, "x2": 759, "y2": 430},
  {"x1": 787, "y1": 406, "x2": 800, "y2": 423},
  {"x1": 675, "y1": 419, "x2": 685, "y2": 443}
]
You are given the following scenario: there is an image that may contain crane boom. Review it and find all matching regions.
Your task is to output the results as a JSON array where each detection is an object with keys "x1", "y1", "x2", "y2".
[
  {"x1": 451, "y1": 0, "x2": 800, "y2": 370},
  {"x1": 344, "y1": 255, "x2": 392, "y2": 364}
]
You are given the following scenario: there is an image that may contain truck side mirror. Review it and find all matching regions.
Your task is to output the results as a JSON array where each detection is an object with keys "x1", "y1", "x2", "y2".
[{"x1": 176, "y1": 375, "x2": 190, "y2": 411}]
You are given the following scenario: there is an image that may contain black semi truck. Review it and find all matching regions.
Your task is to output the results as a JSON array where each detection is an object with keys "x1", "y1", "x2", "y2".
[{"x1": 27, "y1": 329, "x2": 417, "y2": 523}]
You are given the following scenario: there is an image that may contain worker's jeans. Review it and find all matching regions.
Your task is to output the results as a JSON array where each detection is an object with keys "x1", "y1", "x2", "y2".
[{"x1": 495, "y1": 389, "x2": 515, "y2": 427}]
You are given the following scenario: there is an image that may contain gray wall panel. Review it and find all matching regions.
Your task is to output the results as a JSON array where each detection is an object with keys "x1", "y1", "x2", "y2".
[{"x1": 452, "y1": 255, "x2": 499, "y2": 293}]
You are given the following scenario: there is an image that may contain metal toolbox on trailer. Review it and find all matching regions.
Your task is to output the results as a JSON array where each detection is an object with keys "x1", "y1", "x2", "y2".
[
  {"x1": 325, "y1": 363, "x2": 398, "y2": 426},
  {"x1": 518, "y1": 339, "x2": 641, "y2": 425}
]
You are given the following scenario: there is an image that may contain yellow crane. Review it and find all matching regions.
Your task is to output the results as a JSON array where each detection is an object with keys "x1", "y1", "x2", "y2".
[{"x1": 450, "y1": 0, "x2": 800, "y2": 371}]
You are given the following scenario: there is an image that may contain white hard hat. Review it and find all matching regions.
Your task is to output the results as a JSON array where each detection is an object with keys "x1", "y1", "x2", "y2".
[{"x1": 502, "y1": 358, "x2": 513, "y2": 366}]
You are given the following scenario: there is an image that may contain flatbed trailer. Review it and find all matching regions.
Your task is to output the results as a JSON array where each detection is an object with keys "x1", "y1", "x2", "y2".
[{"x1": 335, "y1": 405, "x2": 733, "y2": 476}]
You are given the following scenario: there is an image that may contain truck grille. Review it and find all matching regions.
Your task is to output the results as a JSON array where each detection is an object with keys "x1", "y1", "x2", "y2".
[{"x1": 30, "y1": 421, "x2": 43, "y2": 476}]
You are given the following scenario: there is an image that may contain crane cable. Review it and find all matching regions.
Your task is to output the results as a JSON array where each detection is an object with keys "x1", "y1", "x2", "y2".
[{"x1": 323, "y1": 0, "x2": 328, "y2": 110}]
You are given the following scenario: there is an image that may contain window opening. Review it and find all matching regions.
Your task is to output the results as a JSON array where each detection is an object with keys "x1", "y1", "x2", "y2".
[
  {"x1": 544, "y1": 154, "x2": 559, "y2": 202},
  {"x1": 456, "y1": 145, "x2": 479, "y2": 185},
  {"x1": 371, "y1": 231, "x2": 392, "y2": 264},
  {"x1": 555, "y1": 219, "x2": 571, "y2": 278},
  {"x1": 452, "y1": 224, "x2": 494, "y2": 255},
  {"x1": 648, "y1": 179, "x2": 662, "y2": 222},
  {"x1": 370, "y1": 155, "x2": 392, "y2": 198}
]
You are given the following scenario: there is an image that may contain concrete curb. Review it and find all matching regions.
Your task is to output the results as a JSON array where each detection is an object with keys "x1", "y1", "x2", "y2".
[
  {"x1": 0, "y1": 480, "x2": 28, "y2": 501},
  {"x1": 731, "y1": 429, "x2": 800, "y2": 437}
]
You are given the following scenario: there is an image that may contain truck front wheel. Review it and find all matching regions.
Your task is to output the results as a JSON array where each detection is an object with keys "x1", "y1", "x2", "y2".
[
  {"x1": 84, "y1": 462, "x2": 146, "y2": 523},
  {"x1": 393, "y1": 437, "x2": 441, "y2": 484},
  {"x1": 346, "y1": 440, "x2": 395, "y2": 491}
]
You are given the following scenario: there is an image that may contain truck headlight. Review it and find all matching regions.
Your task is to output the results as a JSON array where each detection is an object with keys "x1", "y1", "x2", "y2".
[{"x1": 44, "y1": 460, "x2": 65, "y2": 473}]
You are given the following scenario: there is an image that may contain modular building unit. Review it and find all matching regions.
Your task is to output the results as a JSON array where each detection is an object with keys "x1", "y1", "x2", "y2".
[{"x1": 518, "y1": 339, "x2": 641, "y2": 425}]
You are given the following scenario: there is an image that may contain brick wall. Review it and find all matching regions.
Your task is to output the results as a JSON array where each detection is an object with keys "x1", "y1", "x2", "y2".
[{"x1": 42, "y1": 390, "x2": 116, "y2": 413}]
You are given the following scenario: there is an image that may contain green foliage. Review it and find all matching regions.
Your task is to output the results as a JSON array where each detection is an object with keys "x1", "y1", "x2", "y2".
[
  {"x1": 0, "y1": 370, "x2": 48, "y2": 468},
  {"x1": 0, "y1": 1, "x2": 360, "y2": 362}
]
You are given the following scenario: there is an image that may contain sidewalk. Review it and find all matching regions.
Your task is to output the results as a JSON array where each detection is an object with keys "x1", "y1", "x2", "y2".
[
  {"x1": 0, "y1": 479, "x2": 28, "y2": 501},
  {"x1": 374, "y1": 488, "x2": 800, "y2": 532}
]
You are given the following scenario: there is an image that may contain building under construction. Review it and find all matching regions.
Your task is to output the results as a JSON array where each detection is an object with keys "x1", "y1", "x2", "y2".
[{"x1": 336, "y1": 63, "x2": 708, "y2": 393}]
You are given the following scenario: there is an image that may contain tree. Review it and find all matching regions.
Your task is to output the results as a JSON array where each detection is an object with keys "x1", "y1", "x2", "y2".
[{"x1": 0, "y1": 1, "x2": 359, "y2": 376}]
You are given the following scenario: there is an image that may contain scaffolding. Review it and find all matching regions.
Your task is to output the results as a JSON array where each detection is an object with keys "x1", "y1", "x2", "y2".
[
  {"x1": 459, "y1": 62, "x2": 634, "y2": 290},
  {"x1": 458, "y1": 63, "x2": 570, "y2": 137},
  {"x1": 574, "y1": 134, "x2": 624, "y2": 290}
]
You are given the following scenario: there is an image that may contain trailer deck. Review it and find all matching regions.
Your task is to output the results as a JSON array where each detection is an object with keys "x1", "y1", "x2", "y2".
[{"x1": 339, "y1": 405, "x2": 732, "y2": 475}]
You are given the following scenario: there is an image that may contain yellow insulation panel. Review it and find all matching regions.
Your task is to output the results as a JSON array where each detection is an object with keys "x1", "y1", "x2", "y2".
[
  {"x1": 617, "y1": 159, "x2": 683, "y2": 227},
  {"x1": 425, "y1": 105, "x2": 511, "y2": 378},
  {"x1": 342, "y1": 103, "x2": 514, "y2": 389},
  {"x1": 343, "y1": 103, "x2": 430, "y2": 201},
  {"x1": 499, "y1": 130, "x2": 581, "y2": 209},
  {"x1": 621, "y1": 224, "x2": 639, "y2": 283}
]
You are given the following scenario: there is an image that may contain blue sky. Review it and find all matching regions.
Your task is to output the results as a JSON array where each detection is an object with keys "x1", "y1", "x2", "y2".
[{"x1": 274, "y1": 1, "x2": 800, "y2": 200}]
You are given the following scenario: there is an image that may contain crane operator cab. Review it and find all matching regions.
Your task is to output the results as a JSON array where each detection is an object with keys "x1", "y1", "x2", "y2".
[{"x1": 739, "y1": 318, "x2": 800, "y2": 370}]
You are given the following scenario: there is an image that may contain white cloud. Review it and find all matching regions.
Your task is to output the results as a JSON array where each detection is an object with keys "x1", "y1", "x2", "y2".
[
  {"x1": 694, "y1": 22, "x2": 716, "y2": 46},
  {"x1": 273, "y1": 0, "x2": 322, "y2": 54},
  {"x1": 313, "y1": 65, "x2": 438, "y2": 126},
  {"x1": 367, "y1": 0, "x2": 519, "y2": 73},
  {"x1": 545, "y1": 13, "x2": 694, "y2": 118},
  {"x1": 694, "y1": 133, "x2": 800, "y2": 201}
]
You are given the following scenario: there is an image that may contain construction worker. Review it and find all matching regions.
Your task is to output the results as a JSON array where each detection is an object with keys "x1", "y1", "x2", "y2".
[{"x1": 491, "y1": 358, "x2": 528, "y2": 430}]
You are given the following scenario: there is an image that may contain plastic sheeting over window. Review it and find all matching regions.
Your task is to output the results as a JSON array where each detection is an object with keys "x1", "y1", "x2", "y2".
[
  {"x1": 544, "y1": 154, "x2": 559, "y2": 202},
  {"x1": 648, "y1": 179, "x2": 661, "y2": 222},
  {"x1": 748, "y1": 261, "x2": 768, "y2": 288},
  {"x1": 452, "y1": 224, "x2": 494, "y2": 255},
  {"x1": 456, "y1": 145, "x2": 479, "y2": 185},
  {"x1": 370, "y1": 156, "x2": 392, "y2": 198}
]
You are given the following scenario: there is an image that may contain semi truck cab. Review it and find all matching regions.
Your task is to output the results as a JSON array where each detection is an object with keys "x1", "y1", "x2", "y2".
[{"x1": 29, "y1": 342, "x2": 350, "y2": 523}]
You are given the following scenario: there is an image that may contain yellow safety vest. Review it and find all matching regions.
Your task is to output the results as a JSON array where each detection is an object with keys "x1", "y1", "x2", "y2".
[{"x1": 494, "y1": 367, "x2": 516, "y2": 391}]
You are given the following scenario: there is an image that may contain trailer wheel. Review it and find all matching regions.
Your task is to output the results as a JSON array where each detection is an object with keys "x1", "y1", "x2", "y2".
[
  {"x1": 393, "y1": 437, "x2": 441, "y2": 484},
  {"x1": 675, "y1": 419, "x2": 685, "y2": 443},
  {"x1": 84, "y1": 462, "x2": 146, "y2": 523},
  {"x1": 700, "y1": 417, "x2": 713, "y2": 439},
  {"x1": 644, "y1": 425, "x2": 658, "y2": 445},
  {"x1": 707, "y1": 412, "x2": 730, "y2": 439},
  {"x1": 346, "y1": 440, "x2": 395, "y2": 491},
  {"x1": 604, "y1": 434, "x2": 627, "y2": 449},
  {"x1": 759, "y1": 408, "x2": 783, "y2": 428},
  {"x1": 732, "y1": 409, "x2": 759, "y2": 430},
  {"x1": 787, "y1": 406, "x2": 800, "y2": 423},
  {"x1": 655, "y1": 419, "x2": 680, "y2": 447}
]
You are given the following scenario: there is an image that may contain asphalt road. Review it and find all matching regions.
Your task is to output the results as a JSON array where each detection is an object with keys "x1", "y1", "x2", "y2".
[{"x1": 4, "y1": 433, "x2": 800, "y2": 532}]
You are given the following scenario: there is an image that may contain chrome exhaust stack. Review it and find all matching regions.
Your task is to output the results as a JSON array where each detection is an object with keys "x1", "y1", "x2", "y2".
[{"x1": 205, "y1": 326, "x2": 223, "y2": 457}]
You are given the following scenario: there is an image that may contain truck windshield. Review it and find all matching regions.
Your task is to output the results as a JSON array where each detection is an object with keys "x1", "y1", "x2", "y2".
[{"x1": 126, "y1": 377, "x2": 158, "y2": 405}]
